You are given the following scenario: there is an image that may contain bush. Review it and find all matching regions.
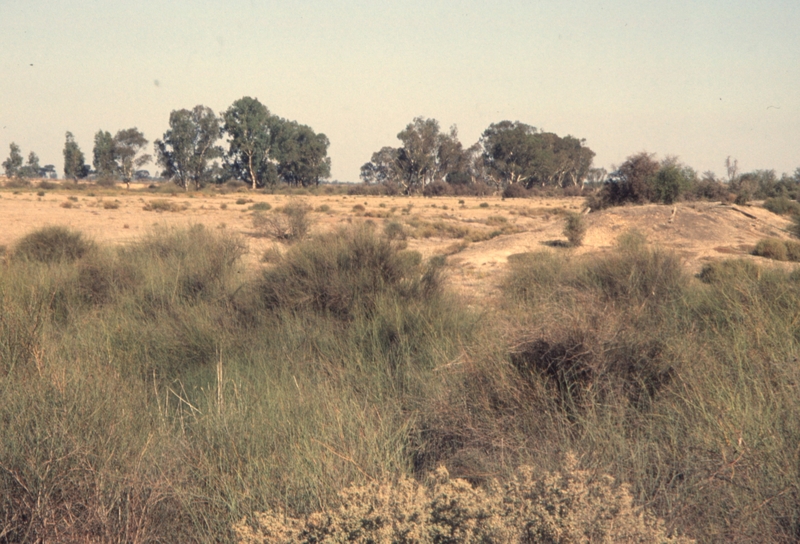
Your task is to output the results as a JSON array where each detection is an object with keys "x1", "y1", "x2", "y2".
[
  {"x1": 252, "y1": 201, "x2": 311, "y2": 242},
  {"x1": 502, "y1": 183, "x2": 529, "y2": 199},
  {"x1": 234, "y1": 457, "x2": 691, "y2": 543},
  {"x1": 256, "y1": 224, "x2": 439, "y2": 319},
  {"x1": 143, "y1": 199, "x2": 184, "y2": 212},
  {"x1": 563, "y1": 212, "x2": 587, "y2": 247},
  {"x1": 250, "y1": 202, "x2": 271, "y2": 211},
  {"x1": 753, "y1": 238, "x2": 789, "y2": 261},
  {"x1": 422, "y1": 180, "x2": 454, "y2": 197},
  {"x1": 13, "y1": 226, "x2": 95, "y2": 263},
  {"x1": 764, "y1": 196, "x2": 800, "y2": 216}
]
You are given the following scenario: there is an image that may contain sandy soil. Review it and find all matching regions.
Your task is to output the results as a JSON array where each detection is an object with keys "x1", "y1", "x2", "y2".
[{"x1": 1, "y1": 180, "x2": 795, "y2": 301}]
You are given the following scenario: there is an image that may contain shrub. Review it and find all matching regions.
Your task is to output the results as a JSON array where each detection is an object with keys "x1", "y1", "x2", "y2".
[
  {"x1": 103, "y1": 200, "x2": 120, "y2": 209},
  {"x1": 502, "y1": 183, "x2": 529, "y2": 199},
  {"x1": 315, "y1": 204, "x2": 330, "y2": 213},
  {"x1": 479, "y1": 202, "x2": 490, "y2": 208},
  {"x1": 384, "y1": 220, "x2": 407, "y2": 241},
  {"x1": 422, "y1": 180, "x2": 454, "y2": 197},
  {"x1": 13, "y1": 226, "x2": 95, "y2": 263},
  {"x1": 143, "y1": 199, "x2": 184, "y2": 212},
  {"x1": 256, "y1": 224, "x2": 439, "y2": 319},
  {"x1": 236, "y1": 198, "x2": 253, "y2": 205},
  {"x1": 60, "y1": 200, "x2": 73, "y2": 208},
  {"x1": 753, "y1": 238, "x2": 788, "y2": 261},
  {"x1": 563, "y1": 212, "x2": 587, "y2": 247},
  {"x1": 234, "y1": 458, "x2": 691, "y2": 543},
  {"x1": 250, "y1": 202, "x2": 271, "y2": 211},
  {"x1": 252, "y1": 201, "x2": 311, "y2": 242},
  {"x1": 763, "y1": 196, "x2": 800, "y2": 216}
]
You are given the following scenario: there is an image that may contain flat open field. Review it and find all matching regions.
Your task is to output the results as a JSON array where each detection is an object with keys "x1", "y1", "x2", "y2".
[
  {"x1": 0, "y1": 182, "x2": 794, "y2": 298},
  {"x1": 1, "y1": 183, "x2": 795, "y2": 292}
]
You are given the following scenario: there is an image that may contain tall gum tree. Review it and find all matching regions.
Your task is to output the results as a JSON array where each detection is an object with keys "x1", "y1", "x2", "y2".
[
  {"x1": 155, "y1": 105, "x2": 221, "y2": 190},
  {"x1": 223, "y1": 96, "x2": 273, "y2": 189}
]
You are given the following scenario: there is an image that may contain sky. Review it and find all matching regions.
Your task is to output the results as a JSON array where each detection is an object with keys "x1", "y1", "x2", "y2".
[{"x1": 1, "y1": 0, "x2": 798, "y2": 181}]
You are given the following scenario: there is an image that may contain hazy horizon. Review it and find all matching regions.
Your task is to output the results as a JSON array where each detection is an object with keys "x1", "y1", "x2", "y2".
[{"x1": 2, "y1": 0, "x2": 798, "y2": 181}]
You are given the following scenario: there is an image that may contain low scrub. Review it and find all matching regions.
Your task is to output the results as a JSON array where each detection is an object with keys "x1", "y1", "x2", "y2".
[
  {"x1": 236, "y1": 458, "x2": 690, "y2": 543},
  {"x1": 763, "y1": 196, "x2": 800, "y2": 216},
  {"x1": 252, "y1": 201, "x2": 311, "y2": 241}
]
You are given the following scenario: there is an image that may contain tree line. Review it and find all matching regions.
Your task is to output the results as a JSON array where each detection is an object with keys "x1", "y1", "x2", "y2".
[
  {"x1": 360, "y1": 118, "x2": 598, "y2": 194},
  {"x1": 3, "y1": 97, "x2": 331, "y2": 190}
]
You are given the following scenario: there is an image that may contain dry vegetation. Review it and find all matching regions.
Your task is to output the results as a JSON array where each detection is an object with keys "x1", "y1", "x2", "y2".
[{"x1": 3, "y1": 179, "x2": 800, "y2": 542}]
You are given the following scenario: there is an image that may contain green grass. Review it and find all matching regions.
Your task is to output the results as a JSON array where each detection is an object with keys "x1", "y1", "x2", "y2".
[{"x1": 3, "y1": 225, "x2": 800, "y2": 542}]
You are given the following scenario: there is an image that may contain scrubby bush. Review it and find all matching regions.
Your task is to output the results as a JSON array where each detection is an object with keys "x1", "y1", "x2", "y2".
[
  {"x1": 563, "y1": 212, "x2": 587, "y2": 247},
  {"x1": 252, "y1": 201, "x2": 311, "y2": 241},
  {"x1": 753, "y1": 238, "x2": 788, "y2": 261},
  {"x1": 422, "y1": 180, "x2": 454, "y2": 197},
  {"x1": 503, "y1": 183, "x2": 529, "y2": 199},
  {"x1": 235, "y1": 458, "x2": 691, "y2": 543},
  {"x1": 255, "y1": 224, "x2": 440, "y2": 319},
  {"x1": 763, "y1": 196, "x2": 800, "y2": 216},
  {"x1": 13, "y1": 226, "x2": 95, "y2": 263}
]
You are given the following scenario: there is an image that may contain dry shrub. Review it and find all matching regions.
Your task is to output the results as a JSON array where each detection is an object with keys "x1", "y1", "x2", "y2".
[
  {"x1": 422, "y1": 180, "x2": 454, "y2": 197},
  {"x1": 143, "y1": 199, "x2": 184, "y2": 212},
  {"x1": 563, "y1": 212, "x2": 587, "y2": 247},
  {"x1": 13, "y1": 226, "x2": 95, "y2": 263},
  {"x1": 103, "y1": 200, "x2": 120, "y2": 209},
  {"x1": 503, "y1": 183, "x2": 530, "y2": 199},
  {"x1": 252, "y1": 201, "x2": 311, "y2": 242},
  {"x1": 234, "y1": 458, "x2": 691, "y2": 543},
  {"x1": 753, "y1": 238, "x2": 789, "y2": 261}
]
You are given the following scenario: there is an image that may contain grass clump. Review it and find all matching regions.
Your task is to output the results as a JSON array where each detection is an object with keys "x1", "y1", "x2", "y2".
[
  {"x1": 250, "y1": 202, "x2": 271, "y2": 211},
  {"x1": 13, "y1": 226, "x2": 95, "y2": 263},
  {"x1": 753, "y1": 238, "x2": 789, "y2": 261},
  {"x1": 143, "y1": 199, "x2": 184, "y2": 212},
  {"x1": 255, "y1": 224, "x2": 440, "y2": 320}
]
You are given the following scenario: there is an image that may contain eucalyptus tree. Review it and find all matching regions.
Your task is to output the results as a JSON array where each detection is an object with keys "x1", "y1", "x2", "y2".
[
  {"x1": 3, "y1": 143, "x2": 23, "y2": 177},
  {"x1": 93, "y1": 130, "x2": 117, "y2": 179},
  {"x1": 270, "y1": 118, "x2": 331, "y2": 186},
  {"x1": 63, "y1": 132, "x2": 89, "y2": 181},
  {"x1": 155, "y1": 105, "x2": 222, "y2": 190},
  {"x1": 222, "y1": 96, "x2": 274, "y2": 189},
  {"x1": 114, "y1": 128, "x2": 151, "y2": 188}
]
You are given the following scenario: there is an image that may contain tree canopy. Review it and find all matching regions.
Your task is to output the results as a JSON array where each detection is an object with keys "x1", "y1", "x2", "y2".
[
  {"x1": 2, "y1": 143, "x2": 24, "y2": 178},
  {"x1": 114, "y1": 128, "x2": 151, "y2": 188},
  {"x1": 222, "y1": 96, "x2": 274, "y2": 189},
  {"x1": 63, "y1": 132, "x2": 89, "y2": 181},
  {"x1": 155, "y1": 105, "x2": 222, "y2": 190}
]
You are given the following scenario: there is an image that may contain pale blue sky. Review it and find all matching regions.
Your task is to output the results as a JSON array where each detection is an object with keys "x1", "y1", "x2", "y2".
[{"x1": 1, "y1": 0, "x2": 798, "y2": 181}]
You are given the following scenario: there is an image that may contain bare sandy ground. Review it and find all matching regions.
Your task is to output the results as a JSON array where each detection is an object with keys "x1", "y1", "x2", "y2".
[{"x1": 1, "y1": 181, "x2": 795, "y2": 301}]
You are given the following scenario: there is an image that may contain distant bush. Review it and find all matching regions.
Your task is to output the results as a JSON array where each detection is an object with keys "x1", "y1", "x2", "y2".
[
  {"x1": 143, "y1": 199, "x2": 184, "y2": 212},
  {"x1": 502, "y1": 183, "x2": 529, "y2": 199},
  {"x1": 14, "y1": 226, "x2": 95, "y2": 263},
  {"x1": 249, "y1": 202, "x2": 271, "y2": 211},
  {"x1": 563, "y1": 212, "x2": 587, "y2": 247},
  {"x1": 754, "y1": 238, "x2": 789, "y2": 261},
  {"x1": 102, "y1": 200, "x2": 120, "y2": 209},
  {"x1": 422, "y1": 180, "x2": 454, "y2": 197},
  {"x1": 235, "y1": 457, "x2": 691, "y2": 543},
  {"x1": 252, "y1": 201, "x2": 311, "y2": 242}
]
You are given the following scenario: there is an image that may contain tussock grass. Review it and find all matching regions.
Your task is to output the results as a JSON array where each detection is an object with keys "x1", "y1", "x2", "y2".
[
  {"x1": 4, "y1": 223, "x2": 800, "y2": 542},
  {"x1": 13, "y1": 226, "x2": 95, "y2": 263}
]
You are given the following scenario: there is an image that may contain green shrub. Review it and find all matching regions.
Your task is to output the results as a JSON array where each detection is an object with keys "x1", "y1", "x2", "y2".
[
  {"x1": 256, "y1": 224, "x2": 439, "y2": 320},
  {"x1": 250, "y1": 202, "x2": 271, "y2": 211},
  {"x1": 13, "y1": 226, "x2": 95, "y2": 263},
  {"x1": 763, "y1": 196, "x2": 800, "y2": 216},
  {"x1": 753, "y1": 238, "x2": 788, "y2": 261},
  {"x1": 384, "y1": 220, "x2": 407, "y2": 241},
  {"x1": 479, "y1": 202, "x2": 490, "y2": 208},
  {"x1": 563, "y1": 212, "x2": 587, "y2": 247}
]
